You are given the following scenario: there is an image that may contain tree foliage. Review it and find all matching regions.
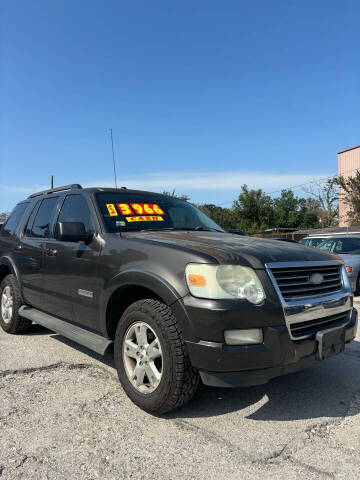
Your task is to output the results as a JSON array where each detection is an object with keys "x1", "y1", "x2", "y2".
[
  {"x1": 197, "y1": 186, "x2": 322, "y2": 233},
  {"x1": 232, "y1": 186, "x2": 274, "y2": 233},
  {"x1": 336, "y1": 171, "x2": 360, "y2": 225},
  {"x1": 0, "y1": 212, "x2": 8, "y2": 223},
  {"x1": 302, "y1": 179, "x2": 338, "y2": 227},
  {"x1": 198, "y1": 204, "x2": 239, "y2": 230}
]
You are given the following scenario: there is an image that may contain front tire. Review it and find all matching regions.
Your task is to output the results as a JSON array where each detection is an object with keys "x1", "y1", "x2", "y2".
[
  {"x1": 114, "y1": 299, "x2": 199, "y2": 414},
  {"x1": 0, "y1": 274, "x2": 32, "y2": 334},
  {"x1": 355, "y1": 275, "x2": 360, "y2": 296}
]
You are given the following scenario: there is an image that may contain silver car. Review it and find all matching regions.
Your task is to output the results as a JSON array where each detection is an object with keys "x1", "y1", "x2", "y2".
[{"x1": 316, "y1": 236, "x2": 360, "y2": 294}]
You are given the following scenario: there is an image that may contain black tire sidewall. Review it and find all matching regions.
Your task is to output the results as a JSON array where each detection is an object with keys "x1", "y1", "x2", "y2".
[{"x1": 114, "y1": 303, "x2": 178, "y2": 413}]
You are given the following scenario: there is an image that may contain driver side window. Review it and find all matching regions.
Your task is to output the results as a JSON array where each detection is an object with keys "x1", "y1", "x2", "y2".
[{"x1": 57, "y1": 195, "x2": 94, "y2": 234}]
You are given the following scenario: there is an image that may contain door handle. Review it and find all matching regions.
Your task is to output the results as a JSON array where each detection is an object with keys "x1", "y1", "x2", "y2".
[
  {"x1": 14, "y1": 244, "x2": 23, "y2": 251},
  {"x1": 46, "y1": 248, "x2": 58, "y2": 257}
]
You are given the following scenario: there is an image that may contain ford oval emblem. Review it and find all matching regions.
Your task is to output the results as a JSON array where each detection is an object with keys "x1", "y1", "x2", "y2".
[{"x1": 309, "y1": 273, "x2": 324, "y2": 285}]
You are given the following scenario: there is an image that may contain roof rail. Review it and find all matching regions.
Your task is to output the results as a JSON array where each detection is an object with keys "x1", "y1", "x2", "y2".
[{"x1": 29, "y1": 184, "x2": 82, "y2": 198}]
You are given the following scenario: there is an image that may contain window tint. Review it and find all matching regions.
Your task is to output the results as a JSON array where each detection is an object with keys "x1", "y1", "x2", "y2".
[
  {"x1": 2, "y1": 203, "x2": 29, "y2": 236},
  {"x1": 96, "y1": 192, "x2": 223, "y2": 233},
  {"x1": 57, "y1": 195, "x2": 94, "y2": 233},
  {"x1": 31, "y1": 197, "x2": 59, "y2": 238},
  {"x1": 24, "y1": 201, "x2": 41, "y2": 237}
]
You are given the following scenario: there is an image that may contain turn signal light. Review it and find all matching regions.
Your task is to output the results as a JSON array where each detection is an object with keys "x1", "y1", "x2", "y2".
[
  {"x1": 346, "y1": 266, "x2": 353, "y2": 274},
  {"x1": 187, "y1": 274, "x2": 206, "y2": 287}
]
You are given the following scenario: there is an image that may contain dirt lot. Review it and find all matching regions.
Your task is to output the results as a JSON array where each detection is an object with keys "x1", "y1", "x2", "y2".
[{"x1": 1, "y1": 305, "x2": 360, "y2": 479}]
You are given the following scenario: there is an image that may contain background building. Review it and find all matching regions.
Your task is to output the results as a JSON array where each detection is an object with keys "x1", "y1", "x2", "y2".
[{"x1": 338, "y1": 145, "x2": 360, "y2": 226}]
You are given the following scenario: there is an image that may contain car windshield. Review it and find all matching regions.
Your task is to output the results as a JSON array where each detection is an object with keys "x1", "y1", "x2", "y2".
[
  {"x1": 300, "y1": 237, "x2": 325, "y2": 247},
  {"x1": 96, "y1": 192, "x2": 224, "y2": 233},
  {"x1": 317, "y1": 237, "x2": 360, "y2": 254}
]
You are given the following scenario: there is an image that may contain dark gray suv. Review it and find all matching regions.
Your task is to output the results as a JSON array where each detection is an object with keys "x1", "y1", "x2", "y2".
[{"x1": 0, "y1": 184, "x2": 357, "y2": 413}]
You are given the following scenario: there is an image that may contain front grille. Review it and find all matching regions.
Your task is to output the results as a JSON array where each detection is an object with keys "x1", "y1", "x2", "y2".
[
  {"x1": 269, "y1": 264, "x2": 342, "y2": 301},
  {"x1": 290, "y1": 312, "x2": 349, "y2": 338}
]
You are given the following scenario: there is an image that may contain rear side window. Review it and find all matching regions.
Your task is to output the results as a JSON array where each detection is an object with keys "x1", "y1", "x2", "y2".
[
  {"x1": 56, "y1": 195, "x2": 94, "y2": 233},
  {"x1": 24, "y1": 201, "x2": 41, "y2": 237},
  {"x1": 1, "y1": 202, "x2": 29, "y2": 236},
  {"x1": 30, "y1": 197, "x2": 59, "y2": 238}
]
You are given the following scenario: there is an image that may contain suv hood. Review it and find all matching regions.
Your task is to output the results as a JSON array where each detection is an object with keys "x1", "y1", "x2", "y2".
[{"x1": 122, "y1": 231, "x2": 340, "y2": 269}]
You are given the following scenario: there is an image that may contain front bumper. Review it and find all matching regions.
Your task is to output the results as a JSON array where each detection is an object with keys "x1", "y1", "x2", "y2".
[{"x1": 185, "y1": 308, "x2": 357, "y2": 388}]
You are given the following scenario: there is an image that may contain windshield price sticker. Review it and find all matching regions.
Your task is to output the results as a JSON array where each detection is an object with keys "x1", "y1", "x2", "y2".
[
  {"x1": 106, "y1": 204, "x2": 118, "y2": 216},
  {"x1": 126, "y1": 216, "x2": 164, "y2": 223},
  {"x1": 115, "y1": 203, "x2": 166, "y2": 216},
  {"x1": 131, "y1": 203, "x2": 165, "y2": 215},
  {"x1": 116, "y1": 203, "x2": 134, "y2": 215}
]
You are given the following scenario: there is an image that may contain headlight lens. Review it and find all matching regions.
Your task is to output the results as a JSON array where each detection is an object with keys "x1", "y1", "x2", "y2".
[{"x1": 185, "y1": 264, "x2": 266, "y2": 304}]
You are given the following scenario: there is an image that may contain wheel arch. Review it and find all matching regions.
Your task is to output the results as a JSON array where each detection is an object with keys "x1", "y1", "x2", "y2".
[
  {"x1": 0, "y1": 257, "x2": 24, "y2": 301},
  {"x1": 102, "y1": 270, "x2": 193, "y2": 341}
]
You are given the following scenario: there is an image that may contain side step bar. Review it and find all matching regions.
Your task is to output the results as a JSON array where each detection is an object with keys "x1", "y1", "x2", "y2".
[{"x1": 19, "y1": 306, "x2": 113, "y2": 355}]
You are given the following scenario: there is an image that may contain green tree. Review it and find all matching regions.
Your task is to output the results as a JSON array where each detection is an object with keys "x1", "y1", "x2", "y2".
[
  {"x1": 272, "y1": 190, "x2": 319, "y2": 229},
  {"x1": 198, "y1": 204, "x2": 238, "y2": 230},
  {"x1": 233, "y1": 185, "x2": 274, "y2": 234}
]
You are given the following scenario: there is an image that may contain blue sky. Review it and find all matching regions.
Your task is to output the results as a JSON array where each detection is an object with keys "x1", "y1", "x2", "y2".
[{"x1": 1, "y1": 0, "x2": 359, "y2": 212}]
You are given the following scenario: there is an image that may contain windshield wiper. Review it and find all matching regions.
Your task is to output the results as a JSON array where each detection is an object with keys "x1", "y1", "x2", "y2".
[
  {"x1": 139, "y1": 227, "x2": 224, "y2": 233},
  {"x1": 183, "y1": 227, "x2": 224, "y2": 232}
]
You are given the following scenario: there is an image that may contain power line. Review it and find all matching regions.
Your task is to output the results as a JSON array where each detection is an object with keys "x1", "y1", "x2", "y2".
[{"x1": 215, "y1": 166, "x2": 360, "y2": 207}]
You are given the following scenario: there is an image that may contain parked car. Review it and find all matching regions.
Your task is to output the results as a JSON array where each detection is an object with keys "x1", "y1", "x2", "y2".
[
  {"x1": 299, "y1": 236, "x2": 329, "y2": 248},
  {"x1": 316, "y1": 236, "x2": 360, "y2": 294},
  {"x1": 0, "y1": 185, "x2": 357, "y2": 413}
]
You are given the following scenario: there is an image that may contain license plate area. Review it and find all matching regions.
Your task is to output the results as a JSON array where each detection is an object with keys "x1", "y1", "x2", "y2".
[{"x1": 316, "y1": 327, "x2": 345, "y2": 360}]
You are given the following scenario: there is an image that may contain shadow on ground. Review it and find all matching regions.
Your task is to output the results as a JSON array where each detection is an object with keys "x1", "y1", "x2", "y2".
[{"x1": 24, "y1": 327, "x2": 360, "y2": 424}]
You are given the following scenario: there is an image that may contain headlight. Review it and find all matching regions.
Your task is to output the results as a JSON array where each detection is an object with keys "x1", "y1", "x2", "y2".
[{"x1": 185, "y1": 264, "x2": 266, "y2": 304}]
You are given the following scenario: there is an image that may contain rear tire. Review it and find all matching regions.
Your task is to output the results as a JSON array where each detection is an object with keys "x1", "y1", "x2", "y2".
[
  {"x1": 114, "y1": 299, "x2": 199, "y2": 414},
  {"x1": 0, "y1": 274, "x2": 31, "y2": 334}
]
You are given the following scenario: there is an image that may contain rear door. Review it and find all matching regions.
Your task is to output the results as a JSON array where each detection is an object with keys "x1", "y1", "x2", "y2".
[{"x1": 43, "y1": 194, "x2": 102, "y2": 329}]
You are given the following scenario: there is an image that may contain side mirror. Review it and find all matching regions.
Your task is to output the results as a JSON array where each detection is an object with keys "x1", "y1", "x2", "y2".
[{"x1": 55, "y1": 222, "x2": 93, "y2": 243}]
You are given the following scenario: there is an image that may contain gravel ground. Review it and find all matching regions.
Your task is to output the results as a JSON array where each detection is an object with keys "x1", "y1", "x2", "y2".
[{"x1": 1, "y1": 303, "x2": 360, "y2": 479}]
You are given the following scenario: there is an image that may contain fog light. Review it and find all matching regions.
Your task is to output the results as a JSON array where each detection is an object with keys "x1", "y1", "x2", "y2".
[{"x1": 224, "y1": 329, "x2": 263, "y2": 345}]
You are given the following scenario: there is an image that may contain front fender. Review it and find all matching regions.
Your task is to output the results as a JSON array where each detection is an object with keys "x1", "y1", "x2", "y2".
[
  {"x1": 99, "y1": 270, "x2": 196, "y2": 342},
  {"x1": 104, "y1": 269, "x2": 182, "y2": 305}
]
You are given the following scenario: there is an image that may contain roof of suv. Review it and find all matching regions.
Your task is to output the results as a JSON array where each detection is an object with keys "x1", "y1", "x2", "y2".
[{"x1": 28, "y1": 184, "x2": 172, "y2": 200}]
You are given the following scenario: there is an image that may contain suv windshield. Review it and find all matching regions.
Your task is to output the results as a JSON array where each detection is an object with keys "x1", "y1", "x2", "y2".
[
  {"x1": 317, "y1": 237, "x2": 360, "y2": 254},
  {"x1": 96, "y1": 192, "x2": 224, "y2": 233}
]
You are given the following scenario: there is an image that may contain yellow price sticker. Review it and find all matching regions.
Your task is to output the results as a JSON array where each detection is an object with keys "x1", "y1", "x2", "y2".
[
  {"x1": 126, "y1": 216, "x2": 164, "y2": 223},
  {"x1": 106, "y1": 204, "x2": 118, "y2": 216}
]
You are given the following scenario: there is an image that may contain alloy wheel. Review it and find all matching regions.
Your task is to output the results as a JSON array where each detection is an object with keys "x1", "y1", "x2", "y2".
[
  {"x1": 1, "y1": 286, "x2": 14, "y2": 324},
  {"x1": 122, "y1": 321, "x2": 163, "y2": 393}
]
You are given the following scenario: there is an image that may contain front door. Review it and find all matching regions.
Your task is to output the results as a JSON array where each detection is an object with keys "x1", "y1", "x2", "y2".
[
  {"x1": 43, "y1": 194, "x2": 101, "y2": 330},
  {"x1": 18, "y1": 197, "x2": 61, "y2": 310}
]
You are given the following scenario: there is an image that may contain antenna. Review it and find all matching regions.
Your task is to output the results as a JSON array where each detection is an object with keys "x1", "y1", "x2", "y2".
[
  {"x1": 51, "y1": 175, "x2": 54, "y2": 189},
  {"x1": 110, "y1": 128, "x2": 118, "y2": 189}
]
